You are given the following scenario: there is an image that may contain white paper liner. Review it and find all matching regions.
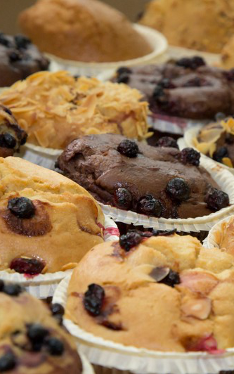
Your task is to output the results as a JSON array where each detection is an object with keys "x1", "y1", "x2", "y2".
[
  {"x1": 203, "y1": 214, "x2": 234, "y2": 249},
  {"x1": 0, "y1": 215, "x2": 119, "y2": 299},
  {"x1": 47, "y1": 24, "x2": 168, "y2": 78},
  {"x1": 183, "y1": 124, "x2": 234, "y2": 175},
  {"x1": 17, "y1": 143, "x2": 62, "y2": 170},
  {"x1": 79, "y1": 351, "x2": 95, "y2": 374},
  {"x1": 100, "y1": 156, "x2": 234, "y2": 233},
  {"x1": 52, "y1": 275, "x2": 234, "y2": 374}
]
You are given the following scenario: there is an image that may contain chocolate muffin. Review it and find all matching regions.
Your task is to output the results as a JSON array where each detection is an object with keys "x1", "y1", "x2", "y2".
[
  {"x1": 0, "y1": 280, "x2": 83, "y2": 373},
  {"x1": 57, "y1": 134, "x2": 229, "y2": 219},
  {"x1": 114, "y1": 58, "x2": 234, "y2": 120},
  {"x1": 0, "y1": 32, "x2": 49, "y2": 87}
]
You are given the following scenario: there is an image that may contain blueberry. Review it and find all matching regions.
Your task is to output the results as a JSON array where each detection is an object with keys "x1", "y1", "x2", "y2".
[
  {"x1": 137, "y1": 194, "x2": 163, "y2": 217},
  {"x1": 205, "y1": 188, "x2": 229, "y2": 211},
  {"x1": 51, "y1": 303, "x2": 65, "y2": 317},
  {"x1": 116, "y1": 73, "x2": 129, "y2": 84},
  {"x1": 152, "y1": 229, "x2": 177, "y2": 236},
  {"x1": 176, "y1": 56, "x2": 205, "y2": 69},
  {"x1": 0, "y1": 33, "x2": 11, "y2": 48},
  {"x1": 0, "y1": 352, "x2": 17, "y2": 372},
  {"x1": 119, "y1": 231, "x2": 143, "y2": 252},
  {"x1": 83, "y1": 284, "x2": 105, "y2": 316},
  {"x1": 27, "y1": 324, "x2": 49, "y2": 351},
  {"x1": 8, "y1": 197, "x2": 35, "y2": 219},
  {"x1": 117, "y1": 139, "x2": 139, "y2": 158},
  {"x1": 8, "y1": 51, "x2": 22, "y2": 62},
  {"x1": 166, "y1": 178, "x2": 190, "y2": 201},
  {"x1": 45, "y1": 337, "x2": 64, "y2": 356},
  {"x1": 14, "y1": 35, "x2": 31, "y2": 49},
  {"x1": 20, "y1": 131, "x2": 28, "y2": 146},
  {"x1": 10, "y1": 258, "x2": 45, "y2": 275},
  {"x1": 152, "y1": 85, "x2": 165, "y2": 99},
  {"x1": 213, "y1": 147, "x2": 229, "y2": 163},
  {"x1": 158, "y1": 269, "x2": 180, "y2": 287},
  {"x1": 158, "y1": 78, "x2": 175, "y2": 89},
  {"x1": 116, "y1": 67, "x2": 132, "y2": 76},
  {"x1": 3, "y1": 283, "x2": 23, "y2": 296},
  {"x1": 113, "y1": 187, "x2": 132, "y2": 210},
  {"x1": 215, "y1": 112, "x2": 226, "y2": 121},
  {"x1": 2, "y1": 133, "x2": 16, "y2": 149},
  {"x1": 155, "y1": 136, "x2": 179, "y2": 149},
  {"x1": 180, "y1": 148, "x2": 200, "y2": 166}
]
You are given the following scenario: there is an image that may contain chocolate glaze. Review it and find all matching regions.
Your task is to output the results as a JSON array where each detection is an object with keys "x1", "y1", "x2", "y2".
[{"x1": 57, "y1": 134, "x2": 222, "y2": 219}]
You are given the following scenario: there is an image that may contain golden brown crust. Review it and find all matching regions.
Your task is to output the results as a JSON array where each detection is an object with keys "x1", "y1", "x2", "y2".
[
  {"x1": 66, "y1": 235, "x2": 234, "y2": 351},
  {"x1": 0, "y1": 156, "x2": 104, "y2": 273},
  {"x1": 0, "y1": 71, "x2": 149, "y2": 149},
  {"x1": 140, "y1": 0, "x2": 234, "y2": 53},
  {"x1": 221, "y1": 35, "x2": 234, "y2": 69},
  {"x1": 19, "y1": 0, "x2": 152, "y2": 63}
]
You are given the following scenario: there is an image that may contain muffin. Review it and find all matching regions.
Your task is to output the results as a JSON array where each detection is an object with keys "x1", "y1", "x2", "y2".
[
  {"x1": 0, "y1": 32, "x2": 49, "y2": 87},
  {"x1": 65, "y1": 231, "x2": 234, "y2": 352},
  {"x1": 57, "y1": 133, "x2": 230, "y2": 219},
  {"x1": 0, "y1": 280, "x2": 83, "y2": 373},
  {"x1": 139, "y1": 0, "x2": 234, "y2": 53},
  {"x1": 193, "y1": 117, "x2": 234, "y2": 169},
  {"x1": 0, "y1": 71, "x2": 149, "y2": 149},
  {"x1": 113, "y1": 58, "x2": 234, "y2": 120},
  {"x1": 0, "y1": 104, "x2": 27, "y2": 157},
  {"x1": 19, "y1": 0, "x2": 152, "y2": 63},
  {"x1": 0, "y1": 156, "x2": 104, "y2": 275},
  {"x1": 221, "y1": 36, "x2": 234, "y2": 69}
]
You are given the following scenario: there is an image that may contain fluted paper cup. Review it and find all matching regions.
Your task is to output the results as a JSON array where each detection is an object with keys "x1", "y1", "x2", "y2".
[
  {"x1": 0, "y1": 215, "x2": 119, "y2": 299},
  {"x1": 80, "y1": 352, "x2": 95, "y2": 374},
  {"x1": 53, "y1": 275, "x2": 234, "y2": 374},
  {"x1": 203, "y1": 215, "x2": 234, "y2": 250}
]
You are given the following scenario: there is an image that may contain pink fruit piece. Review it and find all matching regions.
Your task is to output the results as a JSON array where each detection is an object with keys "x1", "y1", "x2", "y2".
[
  {"x1": 180, "y1": 272, "x2": 219, "y2": 296},
  {"x1": 189, "y1": 334, "x2": 225, "y2": 355}
]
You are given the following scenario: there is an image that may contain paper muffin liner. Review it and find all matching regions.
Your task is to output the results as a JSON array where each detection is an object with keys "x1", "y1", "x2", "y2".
[
  {"x1": 52, "y1": 275, "x2": 234, "y2": 374},
  {"x1": 80, "y1": 351, "x2": 95, "y2": 374},
  {"x1": 100, "y1": 156, "x2": 234, "y2": 233},
  {"x1": 47, "y1": 24, "x2": 167, "y2": 78},
  {"x1": 17, "y1": 143, "x2": 62, "y2": 170},
  {"x1": 0, "y1": 215, "x2": 119, "y2": 299},
  {"x1": 183, "y1": 125, "x2": 234, "y2": 175},
  {"x1": 203, "y1": 214, "x2": 234, "y2": 249}
]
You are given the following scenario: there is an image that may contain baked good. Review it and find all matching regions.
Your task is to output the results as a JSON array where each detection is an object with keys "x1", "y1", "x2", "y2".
[
  {"x1": 0, "y1": 156, "x2": 104, "y2": 274},
  {"x1": 19, "y1": 0, "x2": 152, "y2": 63},
  {"x1": 139, "y1": 0, "x2": 234, "y2": 53},
  {"x1": 0, "y1": 32, "x2": 49, "y2": 87},
  {"x1": 221, "y1": 36, "x2": 234, "y2": 69},
  {"x1": 113, "y1": 59, "x2": 234, "y2": 120},
  {"x1": 0, "y1": 280, "x2": 82, "y2": 373},
  {"x1": 0, "y1": 104, "x2": 27, "y2": 157},
  {"x1": 57, "y1": 133, "x2": 229, "y2": 219},
  {"x1": 0, "y1": 71, "x2": 149, "y2": 149},
  {"x1": 66, "y1": 231, "x2": 234, "y2": 352},
  {"x1": 193, "y1": 117, "x2": 234, "y2": 168}
]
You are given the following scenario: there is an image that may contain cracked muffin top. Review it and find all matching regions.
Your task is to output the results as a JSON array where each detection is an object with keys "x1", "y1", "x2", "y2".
[
  {"x1": 66, "y1": 231, "x2": 234, "y2": 352},
  {"x1": 0, "y1": 280, "x2": 82, "y2": 373},
  {"x1": 0, "y1": 71, "x2": 149, "y2": 149},
  {"x1": 0, "y1": 156, "x2": 104, "y2": 274}
]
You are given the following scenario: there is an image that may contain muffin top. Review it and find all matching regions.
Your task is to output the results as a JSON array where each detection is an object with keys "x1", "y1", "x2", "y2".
[
  {"x1": 19, "y1": 0, "x2": 152, "y2": 63},
  {"x1": 57, "y1": 133, "x2": 229, "y2": 219},
  {"x1": 0, "y1": 280, "x2": 82, "y2": 373},
  {"x1": 0, "y1": 32, "x2": 49, "y2": 87},
  {"x1": 0, "y1": 71, "x2": 149, "y2": 149},
  {"x1": 0, "y1": 156, "x2": 104, "y2": 274},
  {"x1": 113, "y1": 59, "x2": 234, "y2": 120},
  {"x1": 66, "y1": 232, "x2": 234, "y2": 352},
  {"x1": 139, "y1": 0, "x2": 234, "y2": 53}
]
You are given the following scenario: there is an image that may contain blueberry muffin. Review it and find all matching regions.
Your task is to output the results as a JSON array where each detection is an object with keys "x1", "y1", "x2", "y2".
[
  {"x1": 66, "y1": 231, "x2": 234, "y2": 352},
  {"x1": 19, "y1": 0, "x2": 152, "y2": 63},
  {"x1": 0, "y1": 279, "x2": 83, "y2": 373},
  {"x1": 113, "y1": 58, "x2": 234, "y2": 120},
  {"x1": 0, "y1": 104, "x2": 27, "y2": 157},
  {"x1": 0, "y1": 156, "x2": 104, "y2": 275},
  {"x1": 193, "y1": 117, "x2": 234, "y2": 168},
  {"x1": 0, "y1": 71, "x2": 149, "y2": 149},
  {"x1": 139, "y1": 0, "x2": 234, "y2": 53},
  {"x1": 0, "y1": 32, "x2": 49, "y2": 87},
  {"x1": 57, "y1": 133, "x2": 229, "y2": 219}
]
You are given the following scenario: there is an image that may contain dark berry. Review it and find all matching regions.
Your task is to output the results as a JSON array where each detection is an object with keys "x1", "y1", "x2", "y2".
[
  {"x1": 20, "y1": 131, "x2": 28, "y2": 146},
  {"x1": 155, "y1": 136, "x2": 179, "y2": 149},
  {"x1": 224, "y1": 69, "x2": 234, "y2": 81},
  {"x1": 158, "y1": 78, "x2": 175, "y2": 89},
  {"x1": 117, "y1": 139, "x2": 139, "y2": 158},
  {"x1": 2, "y1": 133, "x2": 16, "y2": 149},
  {"x1": 152, "y1": 229, "x2": 177, "y2": 236},
  {"x1": 8, "y1": 51, "x2": 22, "y2": 62},
  {"x1": 14, "y1": 35, "x2": 31, "y2": 49},
  {"x1": 180, "y1": 147, "x2": 200, "y2": 166},
  {"x1": 0, "y1": 33, "x2": 11, "y2": 48},
  {"x1": 0, "y1": 352, "x2": 17, "y2": 372},
  {"x1": 83, "y1": 284, "x2": 105, "y2": 316},
  {"x1": 51, "y1": 303, "x2": 65, "y2": 317},
  {"x1": 166, "y1": 178, "x2": 190, "y2": 201},
  {"x1": 116, "y1": 73, "x2": 129, "y2": 84},
  {"x1": 176, "y1": 56, "x2": 205, "y2": 69},
  {"x1": 45, "y1": 337, "x2": 64, "y2": 356},
  {"x1": 113, "y1": 187, "x2": 132, "y2": 210},
  {"x1": 205, "y1": 188, "x2": 229, "y2": 211},
  {"x1": 10, "y1": 257, "x2": 45, "y2": 275},
  {"x1": 183, "y1": 77, "x2": 205, "y2": 87},
  {"x1": 119, "y1": 231, "x2": 143, "y2": 252},
  {"x1": 226, "y1": 133, "x2": 234, "y2": 145},
  {"x1": 3, "y1": 107, "x2": 12, "y2": 115},
  {"x1": 213, "y1": 147, "x2": 229, "y2": 163},
  {"x1": 116, "y1": 67, "x2": 132, "y2": 76},
  {"x1": 215, "y1": 112, "x2": 226, "y2": 121},
  {"x1": 137, "y1": 194, "x2": 163, "y2": 217},
  {"x1": 158, "y1": 269, "x2": 180, "y2": 287},
  {"x1": 3, "y1": 283, "x2": 23, "y2": 296},
  {"x1": 8, "y1": 197, "x2": 35, "y2": 219},
  {"x1": 152, "y1": 85, "x2": 165, "y2": 99},
  {"x1": 27, "y1": 324, "x2": 49, "y2": 351}
]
